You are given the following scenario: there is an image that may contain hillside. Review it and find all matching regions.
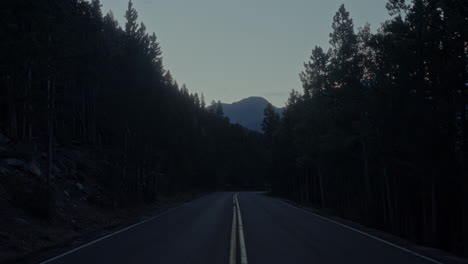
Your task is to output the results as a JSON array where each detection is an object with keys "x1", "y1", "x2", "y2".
[{"x1": 211, "y1": 97, "x2": 283, "y2": 132}]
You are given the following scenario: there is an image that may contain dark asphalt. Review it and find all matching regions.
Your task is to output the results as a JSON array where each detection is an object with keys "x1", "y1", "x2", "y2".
[
  {"x1": 238, "y1": 192, "x2": 437, "y2": 264},
  {"x1": 41, "y1": 192, "x2": 440, "y2": 264}
]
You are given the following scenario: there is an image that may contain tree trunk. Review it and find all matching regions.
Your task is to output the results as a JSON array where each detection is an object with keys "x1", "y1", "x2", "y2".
[
  {"x1": 462, "y1": 119, "x2": 468, "y2": 256},
  {"x1": 305, "y1": 171, "x2": 310, "y2": 204},
  {"x1": 361, "y1": 136, "x2": 371, "y2": 221},
  {"x1": 463, "y1": 165, "x2": 468, "y2": 256},
  {"x1": 98, "y1": 129, "x2": 103, "y2": 151},
  {"x1": 318, "y1": 167, "x2": 326, "y2": 209},
  {"x1": 81, "y1": 86, "x2": 86, "y2": 142},
  {"x1": 430, "y1": 172, "x2": 437, "y2": 246},
  {"x1": 46, "y1": 66, "x2": 55, "y2": 220},
  {"x1": 22, "y1": 64, "x2": 32, "y2": 142},
  {"x1": 90, "y1": 84, "x2": 97, "y2": 145},
  {"x1": 155, "y1": 170, "x2": 158, "y2": 201},
  {"x1": 6, "y1": 75, "x2": 17, "y2": 139},
  {"x1": 384, "y1": 163, "x2": 394, "y2": 233}
]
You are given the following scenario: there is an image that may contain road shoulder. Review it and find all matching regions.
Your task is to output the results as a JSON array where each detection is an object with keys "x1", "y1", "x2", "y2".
[
  {"x1": 265, "y1": 193, "x2": 468, "y2": 264},
  {"x1": 3, "y1": 193, "x2": 205, "y2": 264}
]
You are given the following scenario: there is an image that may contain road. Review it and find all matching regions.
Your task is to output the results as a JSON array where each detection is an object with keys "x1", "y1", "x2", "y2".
[{"x1": 40, "y1": 192, "x2": 441, "y2": 264}]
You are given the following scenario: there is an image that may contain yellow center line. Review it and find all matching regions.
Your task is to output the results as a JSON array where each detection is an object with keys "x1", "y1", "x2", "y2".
[
  {"x1": 229, "y1": 203, "x2": 237, "y2": 264},
  {"x1": 235, "y1": 193, "x2": 248, "y2": 264}
]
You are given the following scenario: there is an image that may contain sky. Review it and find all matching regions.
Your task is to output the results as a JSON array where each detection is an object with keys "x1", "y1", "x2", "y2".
[{"x1": 99, "y1": 0, "x2": 390, "y2": 107}]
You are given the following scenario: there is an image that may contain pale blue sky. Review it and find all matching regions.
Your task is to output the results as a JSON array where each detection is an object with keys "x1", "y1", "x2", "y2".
[{"x1": 100, "y1": 0, "x2": 390, "y2": 107}]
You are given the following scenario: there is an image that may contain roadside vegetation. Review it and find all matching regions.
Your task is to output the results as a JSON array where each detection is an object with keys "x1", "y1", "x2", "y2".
[
  {"x1": 263, "y1": 1, "x2": 467, "y2": 257},
  {"x1": 0, "y1": 1, "x2": 266, "y2": 261}
]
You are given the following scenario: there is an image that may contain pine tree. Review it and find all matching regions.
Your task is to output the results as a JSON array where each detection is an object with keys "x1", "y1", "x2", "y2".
[
  {"x1": 201, "y1": 93, "x2": 206, "y2": 109},
  {"x1": 215, "y1": 100, "x2": 224, "y2": 117},
  {"x1": 261, "y1": 103, "x2": 280, "y2": 138},
  {"x1": 90, "y1": 0, "x2": 103, "y2": 23},
  {"x1": 329, "y1": 4, "x2": 361, "y2": 88},
  {"x1": 300, "y1": 46, "x2": 330, "y2": 98},
  {"x1": 209, "y1": 100, "x2": 216, "y2": 114},
  {"x1": 180, "y1": 84, "x2": 189, "y2": 96},
  {"x1": 193, "y1": 93, "x2": 200, "y2": 108},
  {"x1": 125, "y1": 0, "x2": 139, "y2": 37}
]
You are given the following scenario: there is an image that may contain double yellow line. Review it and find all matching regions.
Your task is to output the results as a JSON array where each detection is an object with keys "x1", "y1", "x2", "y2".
[{"x1": 230, "y1": 193, "x2": 248, "y2": 264}]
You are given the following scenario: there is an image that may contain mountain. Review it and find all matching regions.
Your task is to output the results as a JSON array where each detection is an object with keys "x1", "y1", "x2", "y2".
[{"x1": 211, "y1": 97, "x2": 283, "y2": 132}]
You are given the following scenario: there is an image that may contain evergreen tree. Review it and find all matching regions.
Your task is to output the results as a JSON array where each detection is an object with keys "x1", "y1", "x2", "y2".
[
  {"x1": 215, "y1": 100, "x2": 224, "y2": 117},
  {"x1": 329, "y1": 4, "x2": 361, "y2": 88},
  {"x1": 124, "y1": 0, "x2": 139, "y2": 37},
  {"x1": 261, "y1": 103, "x2": 280, "y2": 139},
  {"x1": 201, "y1": 93, "x2": 206, "y2": 109},
  {"x1": 300, "y1": 46, "x2": 330, "y2": 98},
  {"x1": 193, "y1": 93, "x2": 200, "y2": 108}
]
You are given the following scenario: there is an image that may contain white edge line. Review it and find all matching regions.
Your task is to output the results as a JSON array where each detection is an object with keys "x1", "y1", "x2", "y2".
[
  {"x1": 40, "y1": 202, "x2": 191, "y2": 264},
  {"x1": 279, "y1": 200, "x2": 444, "y2": 264}
]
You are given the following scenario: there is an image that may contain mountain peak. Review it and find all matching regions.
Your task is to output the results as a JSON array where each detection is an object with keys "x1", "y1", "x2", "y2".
[
  {"x1": 234, "y1": 96, "x2": 278, "y2": 107},
  {"x1": 212, "y1": 97, "x2": 283, "y2": 132}
]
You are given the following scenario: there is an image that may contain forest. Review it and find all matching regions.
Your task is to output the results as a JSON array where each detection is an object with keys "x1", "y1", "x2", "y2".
[
  {"x1": 1, "y1": 0, "x2": 266, "y2": 213},
  {"x1": 262, "y1": 0, "x2": 467, "y2": 257},
  {"x1": 0, "y1": 0, "x2": 467, "y2": 261}
]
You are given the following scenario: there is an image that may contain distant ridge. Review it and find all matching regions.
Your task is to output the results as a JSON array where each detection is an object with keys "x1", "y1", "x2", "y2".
[{"x1": 210, "y1": 97, "x2": 283, "y2": 132}]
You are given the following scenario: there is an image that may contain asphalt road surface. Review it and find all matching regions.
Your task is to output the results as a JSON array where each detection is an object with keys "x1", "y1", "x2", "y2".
[{"x1": 40, "y1": 192, "x2": 441, "y2": 264}]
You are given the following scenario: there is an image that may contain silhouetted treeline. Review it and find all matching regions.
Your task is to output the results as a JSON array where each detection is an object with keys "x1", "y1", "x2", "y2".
[
  {"x1": 0, "y1": 0, "x2": 266, "y2": 206},
  {"x1": 265, "y1": 1, "x2": 467, "y2": 256}
]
